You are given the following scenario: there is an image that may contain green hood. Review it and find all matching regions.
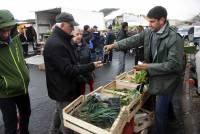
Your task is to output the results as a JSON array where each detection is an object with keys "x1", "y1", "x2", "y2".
[{"x1": 0, "y1": 10, "x2": 16, "y2": 29}]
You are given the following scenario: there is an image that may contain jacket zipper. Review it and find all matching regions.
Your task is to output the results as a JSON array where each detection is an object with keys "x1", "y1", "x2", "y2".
[
  {"x1": 15, "y1": 46, "x2": 20, "y2": 62},
  {"x1": 8, "y1": 46, "x2": 27, "y2": 94},
  {"x1": 2, "y1": 76, "x2": 8, "y2": 95}
]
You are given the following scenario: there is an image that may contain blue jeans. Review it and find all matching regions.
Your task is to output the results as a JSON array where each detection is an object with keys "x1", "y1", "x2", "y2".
[
  {"x1": 117, "y1": 51, "x2": 126, "y2": 75},
  {"x1": 155, "y1": 95, "x2": 172, "y2": 134}
]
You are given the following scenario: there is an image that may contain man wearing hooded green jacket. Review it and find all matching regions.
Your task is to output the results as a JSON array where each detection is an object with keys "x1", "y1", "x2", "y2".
[
  {"x1": 105, "y1": 6, "x2": 185, "y2": 134},
  {"x1": 0, "y1": 10, "x2": 31, "y2": 134}
]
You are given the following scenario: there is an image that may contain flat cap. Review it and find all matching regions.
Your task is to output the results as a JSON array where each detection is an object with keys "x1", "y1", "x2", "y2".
[{"x1": 56, "y1": 12, "x2": 79, "y2": 26}]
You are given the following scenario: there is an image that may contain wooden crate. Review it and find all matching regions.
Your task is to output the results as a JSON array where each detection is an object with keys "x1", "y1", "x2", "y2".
[
  {"x1": 126, "y1": 90, "x2": 150, "y2": 121},
  {"x1": 103, "y1": 80, "x2": 138, "y2": 90},
  {"x1": 116, "y1": 70, "x2": 135, "y2": 81},
  {"x1": 63, "y1": 95, "x2": 128, "y2": 134},
  {"x1": 134, "y1": 109, "x2": 154, "y2": 133},
  {"x1": 115, "y1": 70, "x2": 141, "y2": 86},
  {"x1": 102, "y1": 80, "x2": 147, "y2": 121}
]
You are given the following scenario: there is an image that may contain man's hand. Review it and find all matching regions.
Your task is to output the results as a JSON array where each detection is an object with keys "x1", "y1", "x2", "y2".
[
  {"x1": 133, "y1": 64, "x2": 149, "y2": 71},
  {"x1": 104, "y1": 44, "x2": 114, "y2": 52},
  {"x1": 93, "y1": 61, "x2": 103, "y2": 69}
]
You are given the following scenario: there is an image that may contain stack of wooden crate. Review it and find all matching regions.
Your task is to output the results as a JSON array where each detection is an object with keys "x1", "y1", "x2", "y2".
[{"x1": 62, "y1": 70, "x2": 151, "y2": 134}]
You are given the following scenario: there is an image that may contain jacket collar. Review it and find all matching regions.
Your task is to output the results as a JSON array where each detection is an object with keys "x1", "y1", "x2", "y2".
[
  {"x1": 53, "y1": 26, "x2": 73, "y2": 41},
  {"x1": 0, "y1": 36, "x2": 12, "y2": 48},
  {"x1": 147, "y1": 21, "x2": 170, "y2": 62},
  {"x1": 158, "y1": 21, "x2": 170, "y2": 39}
]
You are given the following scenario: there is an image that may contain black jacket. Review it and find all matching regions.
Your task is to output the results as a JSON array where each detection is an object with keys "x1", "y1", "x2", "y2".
[
  {"x1": 116, "y1": 29, "x2": 128, "y2": 41},
  {"x1": 116, "y1": 29, "x2": 128, "y2": 52},
  {"x1": 105, "y1": 31, "x2": 116, "y2": 45},
  {"x1": 82, "y1": 31, "x2": 91, "y2": 44},
  {"x1": 73, "y1": 41, "x2": 93, "y2": 82},
  {"x1": 43, "y1": 27, "x2": 95, "y2": 101}
]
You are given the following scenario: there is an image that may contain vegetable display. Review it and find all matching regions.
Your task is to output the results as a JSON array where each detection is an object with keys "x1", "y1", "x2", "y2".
[
  {"x1": 113, "y1": 88, "x2": 141, "y2": 106},
  {"x1": 130, "y1": 70, "x2": 148, "y2": 84},
  {"x1": 74, "y1": 96, "x2": 120, "y2": 129},
  {"x1": 74, "y1": 86, "x2": 142, "y2": 129}
]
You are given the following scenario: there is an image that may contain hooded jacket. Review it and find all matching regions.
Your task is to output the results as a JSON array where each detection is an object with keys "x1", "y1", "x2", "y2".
[{"x1": 0, "y1": 28, "x2": 29, "y2": 98}]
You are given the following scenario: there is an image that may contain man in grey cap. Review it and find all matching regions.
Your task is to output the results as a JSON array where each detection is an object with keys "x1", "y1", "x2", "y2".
[
  {"x1": 55, "y1": 12, "x2": 79, "y2": 27},
  {"x1": 43, "y1": 12, "x2": 103, "y2": 134}
]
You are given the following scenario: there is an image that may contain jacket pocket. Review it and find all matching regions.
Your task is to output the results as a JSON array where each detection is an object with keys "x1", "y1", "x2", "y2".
[
  {"x1": 0, "y1": 76, "x2": 8, "y2": 95},
  {"x1": 0, "y1": 76, "x2": 5, "y2": 88},
  {"x1": 148, "y1": 74, "x2": 181, "y2": 95},
  {"x1": 2, "y1": 75, "x2": 23, "y2": 95}
]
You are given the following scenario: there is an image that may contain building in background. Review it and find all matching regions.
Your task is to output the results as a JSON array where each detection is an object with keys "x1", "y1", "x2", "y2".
[{"x1": 104, "y1": 9, "x2": 148, "y2": 27}]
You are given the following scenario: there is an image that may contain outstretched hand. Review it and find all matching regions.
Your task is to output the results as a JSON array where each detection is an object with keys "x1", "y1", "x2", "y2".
[{"x1": 104, "y1": 44, "x2": 114, "y2": 53}]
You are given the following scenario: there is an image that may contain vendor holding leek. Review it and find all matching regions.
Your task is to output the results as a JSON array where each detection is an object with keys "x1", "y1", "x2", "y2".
[{"x1": 104, "y1": 6, "x2": 185, "y2": 134}]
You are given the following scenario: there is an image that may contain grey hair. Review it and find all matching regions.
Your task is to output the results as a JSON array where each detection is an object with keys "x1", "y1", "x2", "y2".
[{"x1": 55, "y1": 23, "x2": 62, "y2": 28}]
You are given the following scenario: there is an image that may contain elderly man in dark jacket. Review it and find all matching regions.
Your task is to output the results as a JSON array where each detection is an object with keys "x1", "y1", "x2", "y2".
[
  {"x1": 43, "y1": 12, "x2": 103, "y2": 134},
  {"x1": 105, "y1": 6, "x2": 185, "y2": 134}
]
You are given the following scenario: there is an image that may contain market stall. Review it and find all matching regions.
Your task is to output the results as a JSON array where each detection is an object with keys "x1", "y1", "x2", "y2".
[{"x1": 62, "y1": 70, "x2": 153, "y2": 134}]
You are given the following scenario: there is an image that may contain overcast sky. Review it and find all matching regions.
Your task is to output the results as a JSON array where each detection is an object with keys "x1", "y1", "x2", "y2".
[{"x1": 0, "y1": 0, "x2": 200, "y2": 20}]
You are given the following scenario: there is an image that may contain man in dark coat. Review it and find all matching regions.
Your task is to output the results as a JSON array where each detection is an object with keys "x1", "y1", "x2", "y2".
[
  {"x1": 104, "y1": 25, "x2": 116, "y2": 63},
  {"x1": 43, "y1": 12, "x2": 103, "y2": 134},
  {"x1": 82, "y1": 25, "x2": 91, "y2": 44}
]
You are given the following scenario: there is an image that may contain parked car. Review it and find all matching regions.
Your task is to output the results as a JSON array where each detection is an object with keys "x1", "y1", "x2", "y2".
[
  {"x1": 177, "y1": 26, "x2": 192, "y2": 40},
  {"x1": 188, "y1": 26, "x2": 200, "y2": 46},
  {"x1": 178, "y1": 26, "x2": 200, "y2": 47}
]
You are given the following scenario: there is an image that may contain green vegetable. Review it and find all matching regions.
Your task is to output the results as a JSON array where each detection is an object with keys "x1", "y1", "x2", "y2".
[
  {"x1": 75, "y1": 96, "x2": 120, "y2": 129},
  {"x1": 113, "y1": 88, "x2": 141, "y2": 106},
  {"x1": 131, "y1": 70, "x2": 148, "y2": 84}
]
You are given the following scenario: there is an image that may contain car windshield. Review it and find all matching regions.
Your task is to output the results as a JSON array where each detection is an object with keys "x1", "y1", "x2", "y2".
[{"x1": 177, "y1": 29, "x2": 188, "y2": 36}]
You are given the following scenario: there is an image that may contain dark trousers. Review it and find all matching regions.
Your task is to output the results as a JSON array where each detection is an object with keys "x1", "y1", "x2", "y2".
[
  {"x1": 103, "y1": 50, "x2": 113, "y2": 63},
  {"x1": 155, "y1": 82, "x2": 184, "y2": 134},
  {"x1": 50, "y1": 101, "x2": 75, "y2": 134},
  {"x1": 0, "y1": 94, "x2": 31, "y2": 134},
  {"x1": 22, "y1": 44, "x2": 28, "y2": 57},
  {"x1": 155, "y1": 95, "x2": 172, "y2": 134}
]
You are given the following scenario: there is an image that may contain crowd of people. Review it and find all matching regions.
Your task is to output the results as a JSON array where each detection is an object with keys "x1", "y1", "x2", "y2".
[
  {"x1": 0, "y1": 5, "x2": 187, "y2": 134},
  {"x1": 18, "y1": 24, "x2": 37, "y2": 57}
]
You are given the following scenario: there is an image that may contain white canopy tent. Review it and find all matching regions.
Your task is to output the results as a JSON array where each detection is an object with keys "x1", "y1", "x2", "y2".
[
  {"x1": 104, "y1": 9, "x2": 148, "y2": 26},
  {"x1": 35, "y1": 7, "x2": 105, "y2": 40}
]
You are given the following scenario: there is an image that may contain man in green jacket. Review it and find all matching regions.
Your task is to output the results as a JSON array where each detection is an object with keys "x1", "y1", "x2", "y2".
[
  {"x1": 105, "y1": 6, "x2": 184, "y2": 134},
  {"x1": 0, "y1": 10, "x2": 31, "y2": 134}
]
